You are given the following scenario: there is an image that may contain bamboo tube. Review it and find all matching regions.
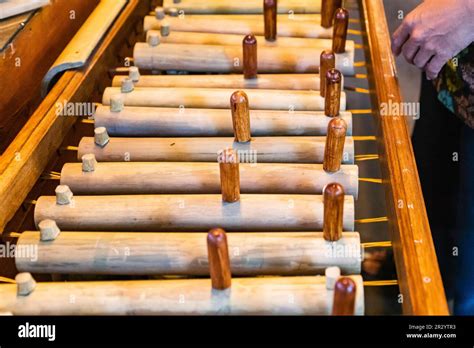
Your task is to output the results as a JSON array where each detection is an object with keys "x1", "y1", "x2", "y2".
[
  {"x1": 112, "y1": 74, "x2": 328, "y2": 90},
  {"x1": 151, "y1": 14, "x2": 324, "y2": 21},
  {"x1": 149, "y1": 30, "x2": 353, "y2": 50},
  {"x1": 60, "y1": 162, "x2": 359, "y2": 197},
  {"x1": 76, "y1": 136, "x2": 355, "y2": 164},
  {"x1": 34, "y1": 194, "x2": 355, "y2": 232},
  {"x1": 161, "y1": 0, "x2": 322, "y2": 14},
  {"x1": 0, "y1": 275, "x2": 364, "y2": 316},
  {"x1": 93, "y1": 105, "x2": 353, "y2": 136},
  {"x1": 15, "y1": 231, "x2": 362, "y2": 275},
  {"x1": 102, "y1": 87, "x2": 347, "y2": 111},
  {"x1": 207, "y1": 228, "x2": 232, "y2": 290},
  {"x1": 133, "y1": 43, "x2": 355, "y2": 75},
  {"x1": 143, "y1": 16, "x2": 330, "y2": 37}
]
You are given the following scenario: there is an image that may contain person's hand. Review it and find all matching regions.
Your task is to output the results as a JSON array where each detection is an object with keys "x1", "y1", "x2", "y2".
[{"x1": 392, "y1": 0, "x2": 474, "y2": 80}]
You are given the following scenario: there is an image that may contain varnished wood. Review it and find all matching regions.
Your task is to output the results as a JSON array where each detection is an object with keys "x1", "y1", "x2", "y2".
[
  {"x1": 263, "y1": 0, "x2": 277, "y2": 41},
  {"x1": 320, "y1": 49, "x2": 335, "y2": 97},
  {"x1": 230, "y1": 91, "x2": 251, "y2": 142},
  {"x1": 219, "y1": 149, "x2": 241, "y2": 203},
  {"x1": 332, "y1": 7, "x2": 349, "y2": 53},
  {"x1": 321, "y1": 0, "x2": 342, "y2": 28},
  {"x1": 360, "y1": 0, "x2": 448, "y2": 314},
  {"x1": 323, "y1": 183, "x2": 344, "y2": 241},
  {"x1": 243, "y1": 34, "x2": 258, "y2": 79},
  {"x1": 324, "y1": 68, "x2": 342, "y2": 117},
  {"x1": 323, "y1": 117, "x2": 347, "y2": 172},
  {"x1": 207, "y1": 228, "x2": 232, "y2": 290},
  {"x1": 332, "y1": 277, "x2": 356, "y2": 315}
]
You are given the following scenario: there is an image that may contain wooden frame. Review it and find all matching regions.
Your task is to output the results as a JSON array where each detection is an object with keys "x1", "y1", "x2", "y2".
[
  {"x1": 0, "y1": 0, "x2": 448, "y2": 315},
  {"x1": 360, "y1": 0, "x2": 448, "y2": 314}
]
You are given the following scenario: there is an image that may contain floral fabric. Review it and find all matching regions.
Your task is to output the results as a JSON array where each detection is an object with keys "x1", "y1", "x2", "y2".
[{"x1": 433, "y1": 43, "x2": 474, "y2": 128}]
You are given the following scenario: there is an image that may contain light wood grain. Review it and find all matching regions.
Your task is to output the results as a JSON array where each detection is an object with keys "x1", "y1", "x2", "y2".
[
  {"x1": 93, "y1": 105, "x2": 353, "y2": 136},
  {"x1": 60, "y1": 162, "x2": 359, "y2": 197},
  {"x1": 34, "y1": 194, "x2": 355, "y2": 232},
  {"x1": 102, "y1": 87, "x2": 347, "y2": 111},
  {"x1": 77, "y1": 136, "x2": 355, "y2": 164},
  {"x1": 133, "y1": 42, "x2": 355, "y2": 75},
  {"x1": 161, "y1": 0, "x2": 322, "y2": 14},
  {"x1": 0, "y1": 275, "x2": 364, "y2": 316},
  {"x1": 15, "y1": 231, "x2": 362, "y2": 275}
]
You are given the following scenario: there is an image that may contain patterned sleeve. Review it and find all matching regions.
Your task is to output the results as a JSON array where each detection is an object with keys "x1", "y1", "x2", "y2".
[{"x1": 433, "y1": 43, "x2": 474, "y2": 128}]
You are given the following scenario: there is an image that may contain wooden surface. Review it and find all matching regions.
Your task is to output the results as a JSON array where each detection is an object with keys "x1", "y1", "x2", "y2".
[
  {"x1": 0, "y1": 0, "x2": 149, "y2": 233},
  {"x1": 0, "y1": 0, "x2": 99, "y2": 154},
  {"x1": 77, "y1": 136, "x2": 355, "y2": 164},
  {"x1": 15, "y1": 231, "x2": 362, "y2": 275},
  {"x1": 60, "y1": 162, "x2": 359, "y2": 197},
  {"x1": 0, "y1": 275, "x2": 364, "y2": 315},
  {"x1": 102, "y1": 87, "x2": 348, "y2": 111},
  {"x1": 161, "y1": 0, "x2": 322, "y2": 14},
  {"x1": 34, "y1": 194, "x2": 355, "y2": 232},
  {"x1": 112, "y1": 73, "x2": 326, "y2": 90},
  {"x1": 361, "y1": 0, "x2": 448, "y2": 315},
  {"x1": 133, "y1": 42, "x2": 355, "y2": 75},
  {"x1": 93, "y1": 105, "x2": 353, "y2": 136}
]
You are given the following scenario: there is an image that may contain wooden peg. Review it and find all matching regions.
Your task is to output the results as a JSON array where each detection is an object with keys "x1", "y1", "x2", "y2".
[
  {"x1": 129, "y1": 67, "x2": 140, "y2": 82},
  {"x1": 94, "y1": 127, "x2": 110, "y2": 147},
  {"x1": 38, "y1": 219, "x2": 61, "y2": 241},
  {"x1": 155, "y1": 6, "x2": 165, "y2": 20},
  {"x1": 323, "y1": 182, "x2": 344, "y2": 241},
  {"x1": 323, "y1": 117, "x2": 347, "y2": 172},
  {"x1": 168, "y1": 8, "x2": 179, "y2": 17},
  {"x1": 218, "y1": 148, "x2": 240, "y2": 203},
  {"x1": 263, "y1": 0, "x2": 277, "y2": 41},
  {"x1": 160, "y1": 20, "x2": 171, "y2": 37},
  {"x1": 207, "y1": 228, "x2": 232, "y2": 290},
  {"x1": 110, "y1": 94, "x2": 124, "y2": 112},
  {"x1": 230, "y1": 90, "x2": 251, "y2": 142},
  {"x1": 82, "y1": 153, "x2": 97, "y2": 172},
  {"x1": 332, "y1": 277, "x2": 356, "y2": 315},
  {"x1": 148, "y1": 32, "x2": 160, "y2": 47},
  {"x1": 321, "y1": 0, "x2": 343, "y2": 28},
  {"x1": 16, "y1": 272, "x2": 37, "y2": 296},
  {"x1": 332, "y1": 8, "x2": 349, "y2": 53},
  {"x1": 325, "y1": 266, "x2": 341, "y2": 290},
  {"x1": 324, "y1": 68, "x2": 342, "y2": 117},
  {"x1": 320, "y1": 49, "x2": 335, "y2": 97},
  {"x1": 242, "y1": 34, "x2": 258, "y2": 79},
  {"x1": 121, "y1": 77, "x2": 134, "y2": 93},
  {"x1": 55, "y1": 185, "x2": 73, "y2": 205}
]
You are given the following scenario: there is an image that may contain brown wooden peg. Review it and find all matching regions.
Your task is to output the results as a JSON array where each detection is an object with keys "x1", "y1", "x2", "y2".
[
  {"x1": 263, "y1": 0, "x2": 277, "y2": 41},
  {"x1": 332, "y1": 8, "x2": 349, "y2": 53},
  {"x1": 218, "y1": 148, "x2": 240, "y2": 203},
  {"x1": 320, "y1": 50, "x2": 336, "y2": 97},
  {"x1": 324, "y1": 68, "x2": 342, "y2": 117},
  {"x1": 243, "y1": 34, "x2": 258, "y2": 79},
  {"x1": 323, "y1": 117, "x2": 347, "y2": 173},
  {"x1": 207, "y1": 228, "x2": 232, "y2": 290},
  {"x1": 321, "y1": 0, "x2": 343, "y2": 28},
  {"x1": 230, "y1": 90, "x2": 251, "y2": 142},
  {"x1": 332, "y1": 277, "x2": 356, "y2": 315},
  {"x1": 323, "y1": 182, "x2": 344, "y2": 241}
]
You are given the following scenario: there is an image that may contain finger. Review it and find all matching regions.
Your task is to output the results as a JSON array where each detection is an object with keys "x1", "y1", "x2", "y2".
[
  {"x1": 392, "y1": 22, "x2": 411, "y2": 56},
  {"x1": 425, "y1": 55, "x2": 448, "y2": 80},
  {"x1": 401, "y1": 37, "x2": 420, "y2": 64},
  {"x1": 413, "y1": 48, "x2": 435, "y2": 69}
]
